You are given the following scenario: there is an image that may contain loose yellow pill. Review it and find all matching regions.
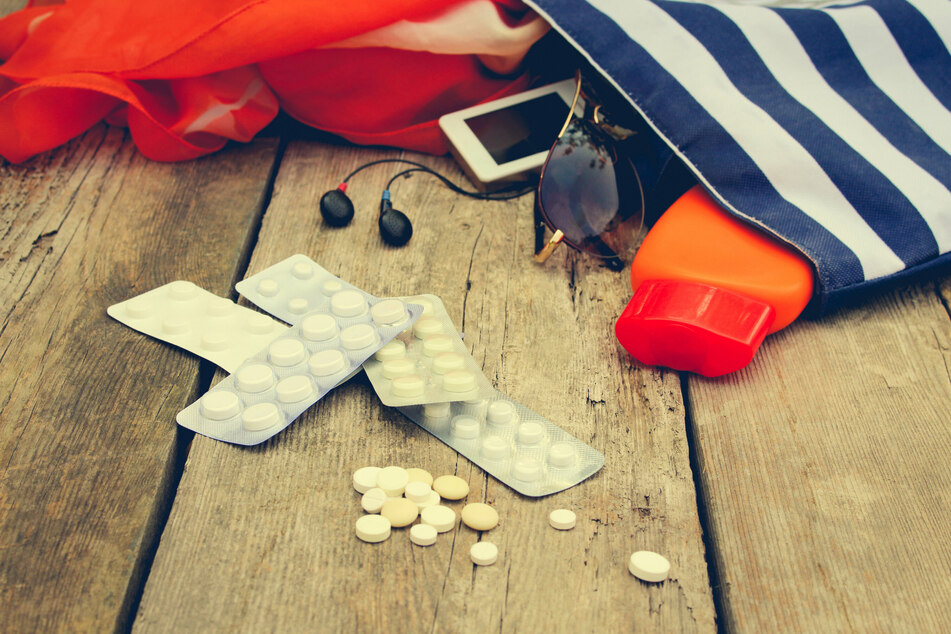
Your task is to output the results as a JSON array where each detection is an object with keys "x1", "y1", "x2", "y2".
[
  {"x1": 381, "y1": 498, "x2": 419, "y2": 528},
  {"x1": 406, "y1": 468, "x2": 434, "y2": 487},
  {"x1": 461, "y1": 503, "x2": 499, "y2": 531},
  {"x1": 433, "y1": 475, "x2": 469, "y2": 500}
]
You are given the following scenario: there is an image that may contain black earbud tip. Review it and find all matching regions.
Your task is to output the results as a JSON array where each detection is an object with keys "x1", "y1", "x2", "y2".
[
  {"x1": 319, "y1": 189, "x2": 355, "y2": 227},
  {"x1": 379, "y1": 209, "x2": 413, "y2": 247}
]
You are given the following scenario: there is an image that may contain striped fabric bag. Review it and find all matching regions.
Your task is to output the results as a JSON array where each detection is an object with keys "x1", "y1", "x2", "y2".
[{"x1": 525, "y1": 0, "x2": 951, "y2": 312}]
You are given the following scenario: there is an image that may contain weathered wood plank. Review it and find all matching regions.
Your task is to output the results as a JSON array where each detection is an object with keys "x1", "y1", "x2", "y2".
[
  {"x1": 690, "y1": 278, "x2": 951, "y2": 632},
  {"x1": 134, "y1": 142, "x2": 716, "y2": 632},
  {"x1": 0, "y1": 126, "x2": 279, "y2": 631}
]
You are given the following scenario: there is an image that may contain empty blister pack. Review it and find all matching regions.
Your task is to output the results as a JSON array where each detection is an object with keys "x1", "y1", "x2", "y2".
[
  {"x1": 398, "y1": 392, "x2": 604, "y2": 497},
  {"x1": 107, "y1": 281, "x2": 288, "y2": 372},
  {"x1": 176, "y1": 291, "x2": 423, "y2": 445},
  {"x1": 363, "y1": 294, "x2": 495, "y2": 406}
]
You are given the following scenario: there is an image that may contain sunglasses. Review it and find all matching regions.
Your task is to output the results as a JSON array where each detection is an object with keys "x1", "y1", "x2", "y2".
[{"x1": 534, "y1": 71, "x2": 645, "y2": 270}]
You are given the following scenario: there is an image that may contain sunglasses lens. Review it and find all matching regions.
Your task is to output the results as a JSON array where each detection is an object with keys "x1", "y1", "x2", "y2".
[{"x1": 538, "y1": 119, "x2": 644, "y2": 260}]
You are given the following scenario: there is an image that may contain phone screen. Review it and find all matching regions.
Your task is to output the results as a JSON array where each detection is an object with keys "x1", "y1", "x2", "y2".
[{"x1": 463, "y1": 93, "x2": 571, "y2": 165}]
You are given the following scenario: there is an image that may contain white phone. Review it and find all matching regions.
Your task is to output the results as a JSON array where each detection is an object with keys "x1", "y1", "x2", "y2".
[{"x1": 439, "y1": 78, "x2": 581, "y2": 190}]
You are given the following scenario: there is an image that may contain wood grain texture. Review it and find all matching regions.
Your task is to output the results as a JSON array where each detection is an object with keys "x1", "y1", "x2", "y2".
[
  {"x1": 134, "y1": 142, "x2": 716, "y2": 632},
  {"x1": 0, "y1": 126, "x2": 279, "y2": 631},
  {"x1": 690, "y1": 279, "x2": 951, "y2": 632}
]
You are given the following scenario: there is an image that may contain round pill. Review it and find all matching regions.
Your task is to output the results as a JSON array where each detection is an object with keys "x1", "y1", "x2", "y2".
[
  {"x1": 162, "y1": 314, "x2": 189, "y2": 335},
  {"x1": 413, "y1": 316, "x2": 444, "y2": 339},
  {"x1": 517, "y1": 421, "x2": 545, "y2": 445},
  {"x1": 432, "y1": 475, "x2": 469, "y2": 500},
  {"x1": 549, "y1": 509, "x2": 577, "y2": 530},
  {"x1": 487, "y1": 400, "x2": 516, "y2": 425},
  {"x1": 244, "y1": 312, "x2": 275, "y2": 334},
  {"x1": 404, "y1": 481, "x2": 432, "y2": 503},
  {"x1": 352, "y1": 466, "x2": 382, "y2": 493},
  {"x1": 301, "y1": 313, "x2": 338, "y2": 342},
  {"x1": 416, "y1": 490, "x2": 441, "y2": 510},
  {"x1": 406, "y1": 468, "x2": 434, "y2": 487},
  {"x1": 309, "y1": 349, "x2": 347, "y2": 376},
  {"x1": 330, "y1": 290, "x2": 367, "y2": 318},
  {"x1": 371, "y1": 299, "x2": 407, "y2": 326},
  {"x1": 629, "y1": 551, "x2": 671, "y2": 583},
  {"x1": 269, "y1": 338, "x2": 306, "y2": 366},
  {"x1": 423, "y1": 402, "x2": 450, "y2": 419},
  {"x1": 432, "y1": 352, "x2": 465, "y2": 375},
  {"x1": 480, "y1": 436, "x2": 510, "y2": 460},
  {"x1": 276, "y1": 375, "x2": 313, "y2": 403},
  {"x1": 288, "y1": 297, "x2": 309, "y2": 314},
  {"x1": 321, "y1": 279, "x2": 342, "y2": 295},
  {"x1": 200, "y1": 391, "x2": 241, "y2": 420},
  {"x1": 392, "y1": 375, "x2": 425, "y2": 398},
  {"x1": 443, "y1": 370, "x2": 476, "y2": 393},
  {"x1": 168, "y1": 280, "x2": 198, "y2": 301},
  {"x1": 291, "y1": 261, "x2": 314, "y2": 279},
  {"x1": 415, "y1": 297, "x2": 436, "y2": 315},
  {"x1": 355, "y1": 514, "x2": 391, "y2": 543},
  {"x1": 451, "y1": 415, "x2": 481, "y2": 439},
  {"x1": 470, "y1": 542, "x2": 498, "y2": 566},
  {"x1": 410, "y1": 523, "x2": 438, "y2": 546},
  {"x1": 461, "y1": 503, "x2": 499, "y2": 531},
  {"x1": 382, "y1": 357, "x2": 416, "y2": 379},
  {"x1": 125, "y1": 298, "x2": 153, "y2": 318},
  {"x1": 420, "y1": 505, "x2": 457, "y2": 533},
  {"x1": 200, "y1": 330, "x2": 229, "y2": 351},
  {"x1": 374, "y1": 340, "x2": 406, "y2": 362},
  {"x1": 361, "y1": 488, "x2": 388, "y2": 513},
  {"x1": 242, "y1": 402, "x2": 282, "y2": 432},
  {"x1": 548, "y1": 442, "x2": 577, "y2": 468},
  {"x1": 513, "y1": 457, "x2": 542, "y2": 481},
  {"x1": 377, "y1": 466, "x2": 410, "y2": 497},
  {"x1": 340, "y1": 323, "x2": 377, "y2": 350},
  {"x1": 422, "y1": 334, "x2": 454, "y2": 357},
  {"x1": 257, "y1": 279, "x2": 279, "y2": 297},
  {"x1": 381, "y1": 498, "x2": 419, "y2": 527},
  {"x1": 204, "y1": 297, "x2": 233, "y2": 317}
]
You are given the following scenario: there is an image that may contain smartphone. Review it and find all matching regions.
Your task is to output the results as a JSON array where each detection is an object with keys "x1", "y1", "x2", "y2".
[{"x1": 439, "y1": 79, "x2": 580, "y2": 190}]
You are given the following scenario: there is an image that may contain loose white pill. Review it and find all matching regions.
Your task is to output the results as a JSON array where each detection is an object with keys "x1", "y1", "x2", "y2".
[
  {"x1": 353, "y1": 466, "x2": 382, "y2": 493},
  {"x1": 461, "y1": 503, "x2": 499, "y2": 531},
  {"x1": 410, "y1": 523, "x2": 438, "y2": 546},
  {"x1": 340, "y1": 323, "x2": 377, "y2": 350},
  {"x1": 301, "y1": 313, "x2": 338, "y2": 342},
  {"x1": 374, "y1": 340, "x2": 406, "y2": 362},
  {"x1": 480, "y1": 436, "x2": 510, "y2": 460},
  {"x1": 487, "y1": 400, "x2": 516, "y2": 425},
  {"x1": 371, "y1": 299, "x2": 407, "y2": 326},
  {"x1": 125, "y1": 298, "x2": 153, "y2": 318},
  {"x1": 549, "y1": 509, "x2": 577, "y2": 530},
  {"x1": 432, "y1": 475, "x2": 469, "y2": 500},
  {"x1": 288, "y1": 297, "x2": 309, "y2": 314},
  {"x1": 168, "y1": 280, "x2": 199, "y2": 301},
  {"x1": 420, "y1": 505, "x2": 456, "y2": 532},
  {"x1": 513, "y1": 457, "x2": 542, "y2": 482},
  {"x1": 406, "y1": 468, "x2": 434, "y2": 487},
  {"x1": 629, "y1": 551, "x2": 671, "y2": 583},
  {"x1": 321, "y1": 279, "x2": 342, "y2": 295},
  {"x1": 291, "y1": 262, "x2": 314, "y2": 279},
  {"x1": 276, "y1": 375, "x2": 314, "y2": 403},
  {"x1": 443, "y1": 370, "x2": 476, "y2": 393},
  {"x1": 451, "y1": 415, "x2": 481, "y2": 439},
  {"x1": 355, "y1": 514, "x2": 391, "y2": 543},
  {"x1": 415, "y1": 490, "x2": 441, "y2": 510},
  {"x1": 404, "y1": 481, "x2": 432, "y2": 503},
  {"x1": 200, "y1": 330, "x2": 229, "y2": 351},
  {"x1": 309, "y1": 349, "x2": 347, "y2": 376},
  {"x1": 432, "y1": 352, "x2": 465, "y2": 375},
  {"x1": 413, "y1": 316, "x2": 444, "y2": 339},
  {"x1": 422, "y1": 334, "x2": 454, "y2": 357},
  {"x1": 470, "y1": 542, "x2": 498, "y2": 566},
  {"x1": 423, "y1": 402, "x2": 450, "y2": 419},
  {"x1": 244, "y1": 312, "x2": 274, "y2": 334},
  {"x1": 162, "y1": 314, "x2": 189, "y2": 335},
  {"x1": 361, "y1": 488, "x2": 388, "y2": 513},
  {"x1": 331, "y1": 290, "x2": 367, "y2": 317},
  {"x1": 200, "y1": 391, "x2": 241, "y2": 420},
  {"x1": 377, "y1": 466, "x2": 410, "y2": 497},
  {"x1": 382, "y1": 357, "x2": 415, "y2": 379},
  {"x1": 517, "y1": 421, "x2": 545, "y2": 445},
  {"x1": 548, "y1": 442, "x2": 577, "y2": 468},
  {"x1": 269, "y1": 339, "x2": 306, "y2": 366},
  {"x1": 242, "y1": 402, "x2": 282, "y2": 432},
  {"x1": 257, "y1": 278, "x2": 279, "y2": 297}
]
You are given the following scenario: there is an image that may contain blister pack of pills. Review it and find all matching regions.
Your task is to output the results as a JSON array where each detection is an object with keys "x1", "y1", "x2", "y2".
[
  {"x1": 176, "y1": 290, "x2": 424, "y2": 445},
  {"x1": 107, "y1": 281, "x2": 288, "y2": 373},
  {"x1": 398, "y1": 393, "x2": 604, "y2": 497},
  {"x1": 362, "y1": 294, "x2": 495, "y2": 406}
]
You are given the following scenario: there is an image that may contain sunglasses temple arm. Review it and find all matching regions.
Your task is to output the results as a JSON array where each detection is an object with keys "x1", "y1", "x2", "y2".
[{"x1": 534, "y1": 229, "x2": 565, "y2": 263}]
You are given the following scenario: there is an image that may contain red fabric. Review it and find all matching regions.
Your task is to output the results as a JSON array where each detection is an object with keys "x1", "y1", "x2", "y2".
[{"x1": 0, "y1": 0, "x2": 539, "y2": 163}]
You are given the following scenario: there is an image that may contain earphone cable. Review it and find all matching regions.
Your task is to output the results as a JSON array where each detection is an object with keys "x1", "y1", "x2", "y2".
[{"x1": 343, "y1": 158, "x2": 534, "y2": 201}]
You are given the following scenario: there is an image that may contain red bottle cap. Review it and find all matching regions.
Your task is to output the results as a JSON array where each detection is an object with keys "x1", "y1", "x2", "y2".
[{"x1": 615, "y1": 279, "x2": 775, "y2": 377}]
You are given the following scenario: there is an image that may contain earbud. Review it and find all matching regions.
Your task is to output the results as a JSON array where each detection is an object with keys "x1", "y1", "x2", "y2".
[
  {"x1": 378, "y1": 190, "x2": 413, "y2": 247},
  {"x1": 319, "y1": 184, "x2": 355, "y2": 227}
]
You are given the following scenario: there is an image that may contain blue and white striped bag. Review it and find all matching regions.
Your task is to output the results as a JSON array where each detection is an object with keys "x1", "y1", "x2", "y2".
[{"x1": 526, "y1": 0, "x2": 951, "y2": 312}]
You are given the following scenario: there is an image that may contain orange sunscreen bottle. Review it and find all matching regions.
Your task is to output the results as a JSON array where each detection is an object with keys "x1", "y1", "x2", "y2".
[{"x1": 615, "y1": 185, "x2": 814, "y2": 377}]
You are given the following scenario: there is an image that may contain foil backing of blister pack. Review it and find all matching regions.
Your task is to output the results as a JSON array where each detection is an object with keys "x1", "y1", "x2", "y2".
[
  {"x1": 107, "y1": 281, "x2": 288, "y2": 372},
  {"x1": 398, "y1": 393, "x2": 605, "y2": 497}
]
